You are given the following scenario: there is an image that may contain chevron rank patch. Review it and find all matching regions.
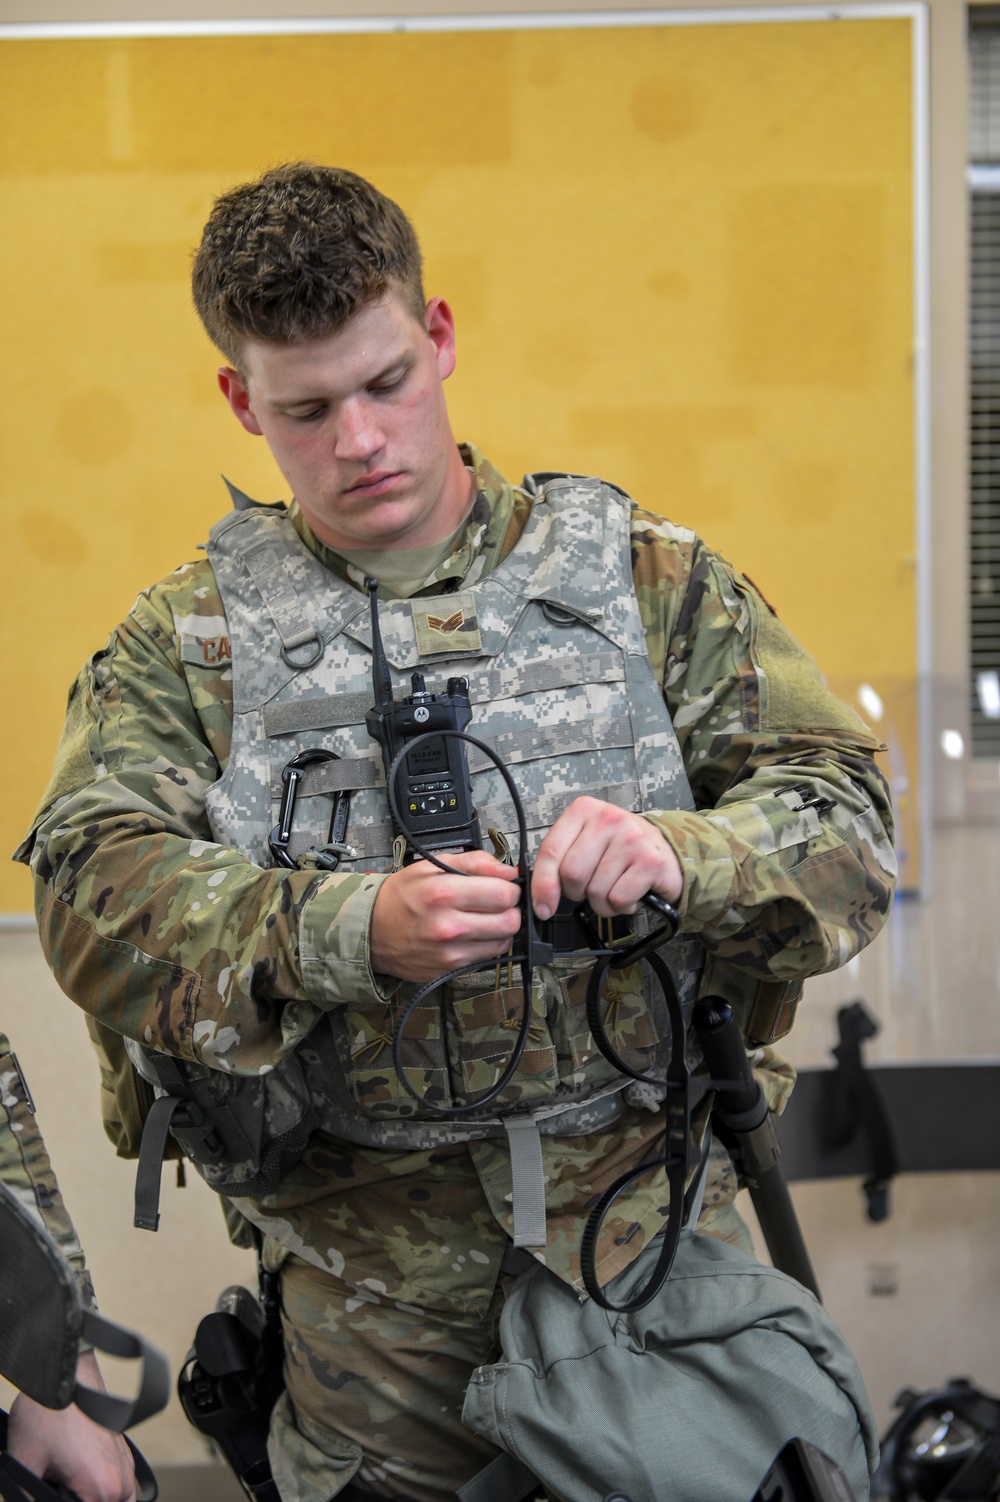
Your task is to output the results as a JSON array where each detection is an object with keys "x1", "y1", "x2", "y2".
[{"x1": 411, "y1": 591, "x2": 482, "y2": 655}]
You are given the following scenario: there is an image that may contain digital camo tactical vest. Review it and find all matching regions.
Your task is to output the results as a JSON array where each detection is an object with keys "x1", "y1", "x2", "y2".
[{"x1": 129, "y1": 475, "x2": 707, "y2": 1226}]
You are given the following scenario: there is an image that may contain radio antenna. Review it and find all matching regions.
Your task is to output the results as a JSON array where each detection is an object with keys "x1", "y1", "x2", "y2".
[{"x1": 366, "y1": 577, "x2": 394, "y2": 712}]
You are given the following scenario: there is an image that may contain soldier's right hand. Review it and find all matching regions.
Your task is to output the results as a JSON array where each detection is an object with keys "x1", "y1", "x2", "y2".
[{"x1": 370, "y1": 850, "x2": 521, "y2": 983}]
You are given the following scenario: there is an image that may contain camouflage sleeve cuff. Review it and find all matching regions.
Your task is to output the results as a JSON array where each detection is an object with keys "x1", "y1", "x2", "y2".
[
  {"x1": 644, "y1": 808, "x2": 741, "y2": 930},
  {"x1": 644, "y1": 782, "x2": 895, "y2": 981},
  {"x1": 298, "y1": 870, "x2": 399, "y2": 1007},
  {"x1": 645, "y1": 797, "x2": 853, "y2": 950}
]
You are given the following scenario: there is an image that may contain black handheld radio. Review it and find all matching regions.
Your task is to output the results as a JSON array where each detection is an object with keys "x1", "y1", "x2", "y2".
[{"x1": 363, "y1": 578, "x2": 481, "y2": 858}]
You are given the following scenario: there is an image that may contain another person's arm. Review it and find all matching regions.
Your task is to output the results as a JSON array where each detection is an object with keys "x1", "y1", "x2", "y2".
[
  {"x1": 7, "y1": 1351, "x2": 137, "y2": 1502},
  {"x1": 0, "y1": 1037, "x2": 136, "y2": 1502}
]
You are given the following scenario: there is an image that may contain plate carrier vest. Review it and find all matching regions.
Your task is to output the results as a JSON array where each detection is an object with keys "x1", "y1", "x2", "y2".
[{"x1": 128, "y1": 474, "x2": 709, "y2": 1239}]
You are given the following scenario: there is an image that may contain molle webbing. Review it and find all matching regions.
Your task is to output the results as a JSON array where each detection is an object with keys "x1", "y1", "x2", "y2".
[
  {"x1": 270, "y1": 719, "x2": 639, "y2": 795},
  {"x1": 242, "y1": 540, "x2": 322, "y2": 658},
  {"x1": 261, "y1": 651, "x2": 626, "y2": 739},
  {"x1": 466, "y1": 715, "x2": 633, "y2": 771},
  {"x1": 278, "y1": 786, "x2": 643, "y2": 866},
  {"x1": 269, "y1": 759, "x2": 382, "y2": 799},
  {"x1": 264, "y1": 692, "x2": 375, "y2": 737}
]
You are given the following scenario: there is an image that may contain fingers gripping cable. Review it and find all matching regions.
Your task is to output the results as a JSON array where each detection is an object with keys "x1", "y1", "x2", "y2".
[{"x1": 384, "y1": 728, "x2": 689, "y2": 1312}]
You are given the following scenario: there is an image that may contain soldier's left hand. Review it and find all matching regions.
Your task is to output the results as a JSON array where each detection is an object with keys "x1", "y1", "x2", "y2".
[{"x1": 531, "y1": 796, "x2": 683, "y2": 921}]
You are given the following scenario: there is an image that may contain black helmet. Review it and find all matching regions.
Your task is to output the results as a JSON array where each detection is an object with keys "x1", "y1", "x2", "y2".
[{"x1": 875, "y1": 1378, "x2": 1000, "y2": 1501}]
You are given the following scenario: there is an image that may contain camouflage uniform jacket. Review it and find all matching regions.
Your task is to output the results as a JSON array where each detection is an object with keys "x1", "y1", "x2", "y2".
[
  {"x1": 19, "y1": 446, "x2": 896, "y2": 1314},
  {"x1": 0, "y1": 1033, "x2": 96, "y2": 1311}
]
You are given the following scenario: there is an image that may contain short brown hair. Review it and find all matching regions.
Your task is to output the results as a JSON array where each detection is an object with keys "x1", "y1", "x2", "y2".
[{"x1": 191, "y1": 162, "x2": 425, "y2": 366}]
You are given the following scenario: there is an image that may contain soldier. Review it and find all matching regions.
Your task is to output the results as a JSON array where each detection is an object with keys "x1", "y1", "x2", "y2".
[
  {"x1": 18, "y1": 163, "x2": 896, "y2": 1502},
  {"x1": 0, "y1": 1035, "x2": 137, "y2": 1502}
]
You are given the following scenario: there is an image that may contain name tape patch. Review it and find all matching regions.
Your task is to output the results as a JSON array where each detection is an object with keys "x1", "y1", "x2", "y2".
[{"x1": 179, "y1": 634, "x2": 232, "y2": 667}]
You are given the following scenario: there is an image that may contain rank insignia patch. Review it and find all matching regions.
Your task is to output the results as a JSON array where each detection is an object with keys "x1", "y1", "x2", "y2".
[
  {"x1": 411, "y1": 591, "x2": 482, "y2": 655},
  {"x1": 427, "y1": 609, "x2": 464, "y2": 634}
]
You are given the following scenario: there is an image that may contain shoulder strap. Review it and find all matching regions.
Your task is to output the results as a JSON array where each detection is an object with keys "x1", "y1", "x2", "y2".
[{"x1": 520, "y1": 470, "x2": 632, "y2": 504}]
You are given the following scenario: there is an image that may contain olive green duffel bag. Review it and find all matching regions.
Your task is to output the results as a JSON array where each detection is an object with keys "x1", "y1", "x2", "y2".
[{"x1": 463, "y1": 1231, "x2": 878, "y2": 1502}]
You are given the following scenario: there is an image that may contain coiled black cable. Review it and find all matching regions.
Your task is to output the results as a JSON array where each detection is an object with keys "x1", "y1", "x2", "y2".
[
  {"x1": 386, "y1": 731, "x2": 545, "y2": 1116},
  {"x1": 384, "y1": 729, "x2": 690, "y2": 1310}
]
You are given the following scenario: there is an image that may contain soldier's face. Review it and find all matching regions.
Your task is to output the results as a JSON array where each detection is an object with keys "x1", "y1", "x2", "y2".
[{"x1": 217, "y1": 290, "x2": 473, "y2": 552}]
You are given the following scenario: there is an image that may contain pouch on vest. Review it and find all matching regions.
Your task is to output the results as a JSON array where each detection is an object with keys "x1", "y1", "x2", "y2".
[
  {"x1": 0, "y1": 1177, "x2": 169, "y2": 1430},
  {"x1": 462, "y1": 1231, "x2": 878, "y2": 1502},
  {"x1": 342, "y1": 950, "x2": 670, "y2": 1122},
  {"x1": 700, "y1": 953, "x2": 803, "y2": 1048},
  {"x1": 85, "y1": 1016, "x2": 181, "y2": 1163},
  {"x1": 128, "y1": 1039, "x2": 320, "y2": 1226}
]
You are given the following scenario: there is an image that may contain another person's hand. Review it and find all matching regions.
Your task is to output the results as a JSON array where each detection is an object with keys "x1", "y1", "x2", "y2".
[
  {"x1": 531, "y1": 797, "x2": 683, "y2": 921},
  {"x1": 370, "y1": 849, "x2": 522, "y2": 983},
  {"x1": 7, "y1": 1349, "x2": 138, "y2": 1502}
]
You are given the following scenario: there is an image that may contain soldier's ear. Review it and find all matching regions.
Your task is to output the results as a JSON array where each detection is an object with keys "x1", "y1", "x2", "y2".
[
  {"x1": 218, "y1": 367, "x2": 264, "y2": 437},
  {"x1": 424, "y1": 297, "x2": 457, "y2": 381}
]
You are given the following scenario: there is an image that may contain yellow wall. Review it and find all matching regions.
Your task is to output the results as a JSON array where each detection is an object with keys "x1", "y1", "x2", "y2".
[{"x1": 1, "y1": 16, "x2": 917, "y2": 908}]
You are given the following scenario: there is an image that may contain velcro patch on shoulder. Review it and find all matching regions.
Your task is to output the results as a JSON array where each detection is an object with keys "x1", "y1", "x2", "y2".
[{"x1": 411, "y1": 591, "x2": 481, "y2": 655}]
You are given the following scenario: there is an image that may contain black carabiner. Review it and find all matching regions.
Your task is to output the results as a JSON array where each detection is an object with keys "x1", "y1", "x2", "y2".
[{"x1": 268, "y1": 749, "x2": 351, "y2": 871}]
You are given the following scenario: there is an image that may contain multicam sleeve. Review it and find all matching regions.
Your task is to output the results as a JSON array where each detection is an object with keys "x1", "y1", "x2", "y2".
[
  {"x1": 0, "y1": 1034, "x2": 96, "y2": 1310},
  {"x1": 632, "y1": 511, "x2": 896, "y2": 984},
  {"x1": 18, "y1": 591, "x2": 390, "y2": 1075}
]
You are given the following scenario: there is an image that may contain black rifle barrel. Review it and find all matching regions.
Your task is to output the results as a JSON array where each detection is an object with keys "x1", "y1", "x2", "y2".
[{"x1": 693, "y1": 998, "x2": 821, "y2": 1301}]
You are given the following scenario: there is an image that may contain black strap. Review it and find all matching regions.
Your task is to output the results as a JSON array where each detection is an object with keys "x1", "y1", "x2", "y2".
[
  {"x1": 0, "y1": 1411, "x2": 65, "y2": 1500},
  {"x1": 456, "y1": 1451, "x2": 541, "y2": 1502},
  {"x1": 74, "y1": 1311, "x2": 170, "y2": 1432},
  {"x1": 0, "y1": 1450, "x2": 69, "y2": 1502},
  {"x1": 499, "y1": 1242, "x2": 536, "y2": 1279},
  {"x1": 134, "y1": 1093, "x2": 223, "y2": 1232},
  {"x1": 133, "y1": 1094, "x2": 186, "y2": 1231},
  {"x1": 128, "y1": 1440, "x2": 159, "y2": 1502},
  {"x1": 752, "y1": 1437, "x2": 858, "y2": 1500},
  {"x1": 822, "y1": 1002, "x2": 899, "y2": 1221}
]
